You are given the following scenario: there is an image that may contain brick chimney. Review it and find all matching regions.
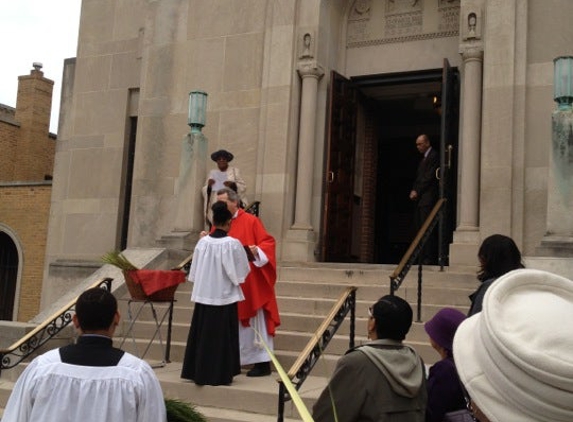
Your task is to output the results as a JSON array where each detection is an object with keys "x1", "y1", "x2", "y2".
[{"x1": 12, "y1": 63, "x2": 56, "y2": 181}]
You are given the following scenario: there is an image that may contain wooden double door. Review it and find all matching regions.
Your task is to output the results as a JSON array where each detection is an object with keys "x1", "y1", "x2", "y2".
[{"x1": 321, "y1": 60, "x2": 459, "y2": 265}]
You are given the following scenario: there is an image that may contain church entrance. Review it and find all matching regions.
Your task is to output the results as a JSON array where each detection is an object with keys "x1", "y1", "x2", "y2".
[{"x1": 321, "y1": 63, "x2": 459, "y2": 265}]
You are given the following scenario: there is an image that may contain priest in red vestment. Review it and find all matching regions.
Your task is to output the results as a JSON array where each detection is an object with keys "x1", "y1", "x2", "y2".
[{"x1": 216, "y1": 187, "x2": 280, "y2": 377}]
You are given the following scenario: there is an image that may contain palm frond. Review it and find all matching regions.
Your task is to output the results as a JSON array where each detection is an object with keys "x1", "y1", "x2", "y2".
[{"x1": 101, "y1": 250, "x2": 139, "y2": 271}]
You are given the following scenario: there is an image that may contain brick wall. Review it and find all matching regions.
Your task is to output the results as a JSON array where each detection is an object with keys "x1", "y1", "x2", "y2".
[
  {"x1": 0, "y1": 119, "x2": 18, "y2": 181},
  {"x1": 360, "y1": 111, "x2": 377, "y2": 263},
  {"x1": 0, "y1": 66, "x2": 56, "y2": 322},
  {"x1": 0, "y1": 184, "x2": 52, "y2": 322},
  {"x1": 1, "y1": 67, "x2": 55, "y2": 183}
]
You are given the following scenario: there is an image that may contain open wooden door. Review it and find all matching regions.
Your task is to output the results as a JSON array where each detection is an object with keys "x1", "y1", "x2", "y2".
[
  {"x1": 438, "y1": 58, "x2": 459, "y2": 266},
  {"x1": 321, "y1": 71, "x2": 357, "y2": 262}
]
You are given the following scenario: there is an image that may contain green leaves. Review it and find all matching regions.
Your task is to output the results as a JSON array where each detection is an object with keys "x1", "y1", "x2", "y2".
[
  {"x1": 101, "y1": 250, "x2": 139, "y2": 271},
  {"x1": 165, "y1": 398, "x2": 208, "y2": 422}
]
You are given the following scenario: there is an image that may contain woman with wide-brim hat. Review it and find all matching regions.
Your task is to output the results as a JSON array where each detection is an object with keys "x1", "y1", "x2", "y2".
[{"x1": 202, "y1": 149, "x2": 247, "y2": 227}]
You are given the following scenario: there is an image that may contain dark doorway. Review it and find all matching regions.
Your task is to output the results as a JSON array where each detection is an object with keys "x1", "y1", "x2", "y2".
[
  {"x1": 118, "y1": 116, "x2": 137, "y2": 250},
  {"x1": 322, "y1": 65, "x2": 459, "y2": 264},
  {"x1": 0, "y1": 232, "x2": 18, "y2": 320}
]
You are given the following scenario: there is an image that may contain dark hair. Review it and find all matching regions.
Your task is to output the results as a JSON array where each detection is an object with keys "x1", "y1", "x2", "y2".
[
  {"x1": 371, "y1": 295, "x2": 413, "y2": 340},
  {"x1": 226, "y1": 181, "x2": 238, "y2": 193},
  {"x1": 75, "y1": 288, "x2": 117, "y2": 331},
  {"x1": 211, "y1": 201, "x2": 232, "y2": 226},
  {"x1": 477, "y1": 234, "x2": 524, "y2": 282}
]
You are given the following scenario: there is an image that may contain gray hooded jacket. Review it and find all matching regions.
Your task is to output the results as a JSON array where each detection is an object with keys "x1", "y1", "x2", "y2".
[{"x1": 313, "y1": 339, "x2": 427, "y2": 422}]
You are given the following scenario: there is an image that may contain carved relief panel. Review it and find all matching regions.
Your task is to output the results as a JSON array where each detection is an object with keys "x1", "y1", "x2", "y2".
[
  {"x1": 348, "y1": 0, "x2": 372, "y2": 43},
  {"x1": 346, "y1": 0, "x2": 460, "y2": 48},
  {"x1": 385, "y1": 0, "x2": 423, "y2": 38},
  {"x1": 438, "y1": 0, "x2": 461, "y2": 33}
]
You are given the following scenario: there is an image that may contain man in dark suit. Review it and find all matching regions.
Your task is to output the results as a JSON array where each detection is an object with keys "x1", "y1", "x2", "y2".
[{"x1": 410, "y1": 134, "x2": 439, "y2": 263}]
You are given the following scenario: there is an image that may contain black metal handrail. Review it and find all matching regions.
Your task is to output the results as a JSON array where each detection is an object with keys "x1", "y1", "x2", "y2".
[
  {"x1": 389, "y1": 199, "x2": 446, "y2": 321},
  {"x1": 277, "y1": 286, "x2": 356, "y2": 422},
  {"x1": 171, "y1": 251, "x2": 193, "y2": 274},
  {"x1": 0, "y1": 277, "x2": 113, "y2": 375},
  {"x1": 244, "y1": 200, "x2": 261, "y2": 217}
]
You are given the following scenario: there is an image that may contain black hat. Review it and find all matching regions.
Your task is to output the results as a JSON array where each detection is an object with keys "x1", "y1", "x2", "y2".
[{"x1": 210, "y1": 149, "x2": 234, "y2": 162}]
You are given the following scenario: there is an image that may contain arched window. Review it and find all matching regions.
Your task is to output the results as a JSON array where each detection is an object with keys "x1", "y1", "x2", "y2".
[{"x1": 0, "y1": 231, "x2": 18, "y2": 320}]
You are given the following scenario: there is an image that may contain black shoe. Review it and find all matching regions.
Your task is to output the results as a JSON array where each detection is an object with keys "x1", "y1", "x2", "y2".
[{"x1": 246, "y1": 362, "x2": 271, "y2": 377}]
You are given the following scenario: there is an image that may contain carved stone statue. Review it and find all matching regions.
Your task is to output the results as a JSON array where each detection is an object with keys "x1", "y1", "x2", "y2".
[
  {"x1": 300, "y1": 32, "x2": 314, "y2": 59},
  {"x1": 468, "y1": 12, "x2": 477, "y2": 38}
]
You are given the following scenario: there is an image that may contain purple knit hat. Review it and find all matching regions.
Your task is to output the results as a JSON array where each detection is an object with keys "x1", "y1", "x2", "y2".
[{"x1": 424, "y1": 308, "x2": 466, "y2": 351}]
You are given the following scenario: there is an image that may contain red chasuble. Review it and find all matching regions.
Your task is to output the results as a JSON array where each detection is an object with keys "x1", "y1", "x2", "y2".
[{"x1": 227, "y1": 209, "x2": 280, "y2": 336}]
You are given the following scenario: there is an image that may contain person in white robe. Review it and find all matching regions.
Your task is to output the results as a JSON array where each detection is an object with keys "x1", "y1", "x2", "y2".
[
  {"x1": 2, "y1": 288, "x2": 166, "y2": 422},
  {"x1": 202, "y1": 149, "x2": 246, "y2": 227},
  {"x1": 181, "y1": 200, "x2": 250, "y2": 385}
]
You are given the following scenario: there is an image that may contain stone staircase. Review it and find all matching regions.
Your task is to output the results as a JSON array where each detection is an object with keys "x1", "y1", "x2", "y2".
[{"x1": 0, "y1": 262, "x2": 478, "y2": 421}]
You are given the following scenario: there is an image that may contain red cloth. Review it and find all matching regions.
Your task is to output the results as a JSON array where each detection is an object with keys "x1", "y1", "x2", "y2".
[
  {"x1": 127, "y1": 270, "x2": 186, "y2": 296},
  {"x1": 226, "y1": 209, "x2": 280, "y2": 336}
]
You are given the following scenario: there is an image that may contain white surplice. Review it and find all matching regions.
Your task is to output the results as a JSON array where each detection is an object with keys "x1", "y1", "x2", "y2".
[
  {"x1": 2, "y1": 349, "x2": 166, "y2": 422},
  {"x1": 188, "y1": 234, "x2": 250, "y2": 305}
]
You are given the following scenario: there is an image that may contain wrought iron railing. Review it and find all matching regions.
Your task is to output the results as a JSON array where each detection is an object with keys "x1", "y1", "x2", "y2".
[
  {"x1": 0, "y1": 277, "x2": 113, "y2": 375},
  {"x1": 277, "y1": 286, "x2": 356, "y2": 422},
  {"x1": 389, "y1": 198, "x2": 446, "y2": 320},
  {"x1": 244, "y1": 200, "x2": 261, "y2": 217},
  {"x1": 172, "y1": 251, "x2": 193, "y2": 274}
]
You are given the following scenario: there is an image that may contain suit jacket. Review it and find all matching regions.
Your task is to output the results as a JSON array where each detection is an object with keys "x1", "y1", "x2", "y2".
[{"x1": 412, "y1": 148, "x2": 439, "y2": 207}]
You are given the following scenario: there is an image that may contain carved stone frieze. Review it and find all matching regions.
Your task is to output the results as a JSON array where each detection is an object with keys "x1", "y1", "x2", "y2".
[
  {"x1": 348, "y1": 0, "x2": 372, "y2": 42},
  {"x1": 384, "y1": 0, "x2": 423, "y2": 38},
  {"x1": 349, "y1": 0, "x2": 372, "y2": 21},
  {"x1": 348, "y1": 20, "x2": 371, "y2": 43},
  {"x1": 385, "y1": 11, "x2": 423, "y2": 38},
  {"x1": 346, "y1": 0, "x2": 460, "y2": 48},
  {"x1": 438, "y1": 5, "x2": 460, "y2": 33},
  {"x1": 438, "y1": 0, "x2": 460, "y2": 8},
  {"x1": 385, "y1": 0, "x2": 422, "y2": 16}
]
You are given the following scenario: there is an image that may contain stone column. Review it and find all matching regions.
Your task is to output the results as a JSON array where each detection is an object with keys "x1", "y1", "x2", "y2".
[
  {"x1": 450, "y1": 47, "x2": 484, "y2": 265},
  {"x1": 292, "y1": 61, "x2": 324, "y2": 229},
  {"x1": 457, "y1": 48, "x2": 483, "y2": 232},
  {"x1": 283, "y1": 59, "x2": 324, "y2": 261}
]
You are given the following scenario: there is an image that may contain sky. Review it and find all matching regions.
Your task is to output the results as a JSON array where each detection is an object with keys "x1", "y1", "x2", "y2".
[{"x1": 0, "y1": 0, "x2": 82, "y2": 134}]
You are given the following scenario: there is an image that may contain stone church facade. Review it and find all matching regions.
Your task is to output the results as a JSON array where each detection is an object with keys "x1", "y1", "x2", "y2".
[{"x1": 41, "y1": 0, "x2": 573, "y2": 308}]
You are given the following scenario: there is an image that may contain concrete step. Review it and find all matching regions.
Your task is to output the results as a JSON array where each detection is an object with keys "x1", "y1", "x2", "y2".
[
  {"x1": 156, "y1": 361, "x2": 327, "y2": 420},
  {"x1": 0, "y1": 369, "x2": 308, "y2": 422},
  {"x1": 115, "y1": 326, "x2": 440, "y2": 381},
  {"x1": 159, "y1": 282, "x2": 473, "y2": 315},
  {"x1": 196, "y1": 405, "x2": 302, "y2": 422},
  {"x1": 0, "y1": 378, "x2": 15, "y2": 409},
  {"x1": 1, "y1": 262, "x2": 478, "y2": 420},
  {"x1": 278, "y1": 262, "x2": 478, "y2": 286}
]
